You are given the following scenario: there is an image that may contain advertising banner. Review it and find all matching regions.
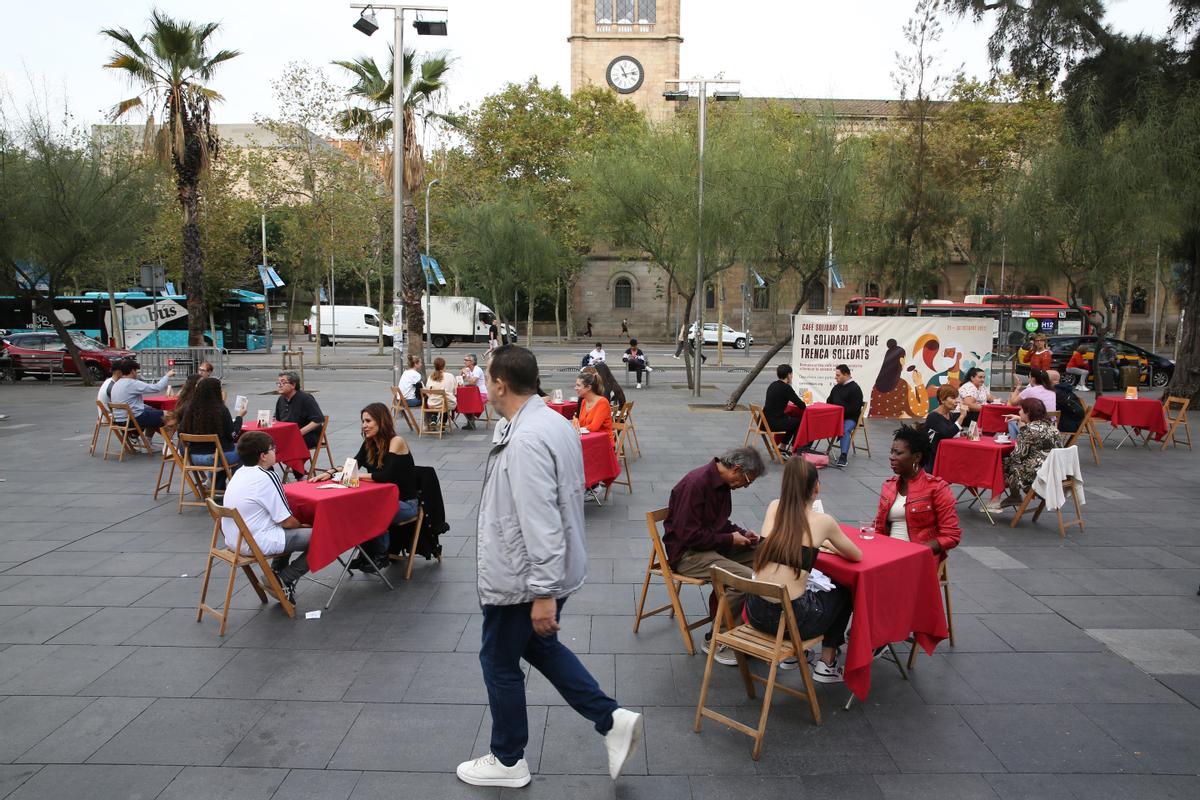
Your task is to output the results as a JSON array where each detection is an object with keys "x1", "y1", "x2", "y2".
[{"x1": 790, "y1": 315, "x2": 998, "y2": 418}]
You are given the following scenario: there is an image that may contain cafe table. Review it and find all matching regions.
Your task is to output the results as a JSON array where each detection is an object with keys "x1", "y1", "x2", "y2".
[
  {"x1": 283, "y1": 480, "x2": 399, "y2": 609},
  {"x1": 1092, "y1": 395, "x2": 1168, "y2": 449},
  {"x1": 792, "y1": 402, "x2": 845, "y2": 450},
  {"x1": 814, "y1": 526, "x2": 949, "y2": 701},
  {"x1": 242, "y1": 419, "x2": 311, "y2": 473},
  {"x1": 932, "y1": 436, "x2": 1016, "y2": 525},
  {"x1": 546, "y1": 399, "x2": 580, "y2": 419},
  {"x1": 977, "y1": 403, "x2": 1019, "y2": 435},
  {"x1": 580, "y1": 431, "x2": 620, "y2": 500},
  {"x1": 144, "y1": 394, "x2": 177, "y2": 412},
  {"x1": 456, "y1": 385, "x2": 486, "y2": 417}
]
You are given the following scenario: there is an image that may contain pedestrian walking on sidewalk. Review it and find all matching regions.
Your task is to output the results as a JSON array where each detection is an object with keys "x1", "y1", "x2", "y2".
[{"x1": 457, "y1": 344, "x2": 642, "y2": 788}]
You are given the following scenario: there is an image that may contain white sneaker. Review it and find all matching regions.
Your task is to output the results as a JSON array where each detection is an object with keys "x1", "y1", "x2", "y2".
[
  {"x1": 811, "y1": 657, "x2": 844, "y2": 684},
  {"x1": 779, "y1": 656, "x2": 799, "y2": 670},
  {"x1": 636, "y1": 383, "x2": 641, "y2": 389},
  {"x1": 604, "y1": 708, "x2": 643, "y2": 780},
  {"x1": 702, "y1": 634, "x2": 738, "y2": 666},
  {"x1": 672, "y1": 354, "x2": 680, "y2": 359},
  {"x1": 646, "y1": 366, "x2": 653, "y2": 372},
  {"x1": 455, "y1": 752, "x2": 532, "y2": 788}
]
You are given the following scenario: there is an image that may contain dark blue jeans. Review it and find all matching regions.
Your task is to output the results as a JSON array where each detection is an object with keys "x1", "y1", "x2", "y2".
[
  {"x1": 480, "y1": 598, "x2": 618, "y2": 766},
  {"x1": 744, "y1": 586, "x2": 852, "y2": 650}
]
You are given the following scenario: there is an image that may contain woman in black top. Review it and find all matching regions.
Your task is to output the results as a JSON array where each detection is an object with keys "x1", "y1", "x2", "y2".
[
  {"x1": 922, "y1": 385, "x2": 970, "y2": 470},
  {"x1": 311, "y1": 402, "x2": 419, "y2": 568},
  {"x1": 763, "y1": 364, "x2": 805, "y2": 451},
  {"x1": 178, "y1": 377, "x2": 244, "y2": 487}
]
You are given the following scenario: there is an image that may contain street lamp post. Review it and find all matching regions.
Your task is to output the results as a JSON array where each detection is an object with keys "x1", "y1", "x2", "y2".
[
  {"x1": 424, "y1": 177, "x2": 439, "y2": 372},
  {"x1": 350, "y1": 3, "x2": 448, "y2": 385},
  {"x1": 664, "y1": 78, "x2": 739, "y2": 397}
]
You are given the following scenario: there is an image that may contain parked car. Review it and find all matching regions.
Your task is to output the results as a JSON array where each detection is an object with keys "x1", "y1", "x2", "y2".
[
  {"x1": 1030, "y1": 334, "x2": 1174, "y2": 388},
  {"x1": 0, "y1": 331, "x2": 132, "y2": 382},
  {"x1": 688, "y1": 322, "x2": 753, "y2": 349}
]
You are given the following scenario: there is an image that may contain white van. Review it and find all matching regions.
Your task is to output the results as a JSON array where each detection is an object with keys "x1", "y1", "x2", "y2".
[
  {"x1": 305, "y1": 305, "x2": 394, "y2": 346},
  {"x1": 399, "y1": 295, "x2": 518, "y2": 348}
]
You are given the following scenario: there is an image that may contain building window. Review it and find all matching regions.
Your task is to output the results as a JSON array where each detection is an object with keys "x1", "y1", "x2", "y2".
[
  {"x1": 705, "y1": 283, "x2": 717, "y2": 310},
  {"x1": 613, "y1": 277, "x2": 633, "y2": 309},
  {"x1": 595, "y1": 0, "x2": 610, "y2": 23},
  {"x1": 596, "y1": 1, "x2": 654, "y2": 26},
  {"x1": 640, "y1": 0, "x2": 656, "y2": 23},
  {"x1": 617, "y1": 0, "x2": 634, "y2": 23},
  {"x1": 924, "y1": 282, "x2": 940, "y2": 301},
  {"x1": 807, "y1": 282, "x2": 825, "y2": 311},
  {"x1": 752, "y1": 283, "x2": 770, "y2": 310},
  {"x1": 1022, "y1": 282, "x2": 1041, "y2": 296},
  {"x1": 864, "y1": 282, "x2": 881, "y2": 299},
  {"x1": 1131, "y1": 285, "x2": 1148, "y2": 315}
]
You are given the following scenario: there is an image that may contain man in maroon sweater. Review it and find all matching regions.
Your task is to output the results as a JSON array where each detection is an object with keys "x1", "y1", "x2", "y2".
[{"x1": 663, "y1": 446, "x2": 765, "y2": 665}]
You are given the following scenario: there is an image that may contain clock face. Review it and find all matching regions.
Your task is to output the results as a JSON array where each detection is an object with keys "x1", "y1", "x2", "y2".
[{"x1": 606, "y1": 56, "x2": 644, "y2": 94}]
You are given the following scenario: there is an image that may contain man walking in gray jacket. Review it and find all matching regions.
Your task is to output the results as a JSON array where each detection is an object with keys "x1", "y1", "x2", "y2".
[{"x1": 457, "y1": 345, "x2": 642, "y2": 789}]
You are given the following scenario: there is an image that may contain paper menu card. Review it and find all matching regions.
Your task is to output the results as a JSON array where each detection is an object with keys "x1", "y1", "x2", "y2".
[
  {"x1": 256, "y1": 409, "x2": 272, "y2": 426},
  {"x1": 234, "y1": 395, "x2": 248, "y2": 414},
  {"x1": 340, "y1": 458, "x2": 360, "y2": 487}
]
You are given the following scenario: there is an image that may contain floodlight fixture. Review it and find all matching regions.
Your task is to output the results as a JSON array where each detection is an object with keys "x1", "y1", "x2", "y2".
[
  {"x1": 354, "y1": 6, "x2": 379, "y2": 35},
  {"x1": 663, "y1": 89, "x2": 690, "y2": 101},
  {"x1": 413, "y1": 17, "x2": 448, "y2": 35},
  {"x1": 712, "y1": 90, "x2": 741, "y2": 101}
]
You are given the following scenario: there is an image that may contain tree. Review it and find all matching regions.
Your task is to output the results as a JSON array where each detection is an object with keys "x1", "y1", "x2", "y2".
[
  {"x1": 333, "y1": 47, "x2": 453, "y2": 360},
  {"x1": 102, "y1": 10, "x2": 240, "y2": 347},
  {"x1": 0, "y1": 119, "x2": 157, "y2": 384}
]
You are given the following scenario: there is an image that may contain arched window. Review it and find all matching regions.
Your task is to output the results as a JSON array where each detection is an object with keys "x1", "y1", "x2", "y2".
[
  {"x1": 613, "y1": 277, "x2": 633, "y2": 309},
  {"x1": 1022, "y1": 282, "x2": 1041, "y2": 296},
  {"x1": 752, "y1": 282, "x2": 771, "y2": 310},
  {"x1": 1131, "y1": 285, "x2": 1148, "y2": 315},
  {"x1": 616, "y1": 0, "x2": 634, "y2": 24},
  {"x1": 596, "y1": 1, "x2": 654, "y2": 24},
  {"x1": 924, "y1": 282, "x2": 941, "y2": 301},
  {"x1": 807, "y1": 282, "x2": 825, "y2": 311},
  {"x1": 705, "y1": 283, "x2": 716, "y2": 310}
]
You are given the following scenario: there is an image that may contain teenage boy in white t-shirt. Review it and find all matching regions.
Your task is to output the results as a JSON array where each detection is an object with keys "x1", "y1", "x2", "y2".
[{"x1": 222, "y1": 430, "x2": 312, "y2": 602}]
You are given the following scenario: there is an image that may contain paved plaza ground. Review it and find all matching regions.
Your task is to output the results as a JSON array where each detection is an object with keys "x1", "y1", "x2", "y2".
[{"x1": 0, "y1": 352, "x2": 1198, "y2": 799}]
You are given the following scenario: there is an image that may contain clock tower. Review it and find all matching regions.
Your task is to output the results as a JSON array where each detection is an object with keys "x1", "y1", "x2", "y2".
[{"x1": 569, "y1": 1, "x2": 681, "y2": 123}]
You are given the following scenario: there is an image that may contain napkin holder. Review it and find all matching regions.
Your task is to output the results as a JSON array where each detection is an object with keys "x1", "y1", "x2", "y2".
[
  {"x1": 967, "y1": 421, "x2": 980, "y2": 441},
  {"x1": 552, "y1": 389, "x2": 564, "y2": 403},
  {"x1": 1125, "y1": 386, "x2": 1138, "y2": 400},
  {"x1": 256, "y1": 410, "x2": 272, "y2": 426},
  {"x1": 339, "y1": 458, "x2": 359, "y2": 487}
]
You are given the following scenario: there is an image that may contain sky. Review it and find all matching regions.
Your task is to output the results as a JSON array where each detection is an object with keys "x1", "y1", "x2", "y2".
[{"x1": 0, "y1": 0, "x2": 1179, "y2": 133}]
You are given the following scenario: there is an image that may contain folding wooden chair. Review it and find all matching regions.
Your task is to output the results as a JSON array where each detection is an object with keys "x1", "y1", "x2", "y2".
[
  {"x1": 1156, "y1": 395, "x2": 1192, "y2": 451},
  {"x1": 1047, "y1": 410, "x2": 1061, "y2": 429},
  {"x1": 907, "y1": 559, "x2": 955, "y2": 669},
  {"x1": 632, "y1": 508, "x2": 713, "y2": 655},
  {"x1": 604, "y1": 422, "x2": 634, "y2": 501},
  {"x1": 614, "y1": 401, "x2": 641, "y2": 458},
  {"x1": 1010, "y1": 448, "x2": 1086, "y2": 539},
  {"x1": 391, "y1": 386, "x2": 420, "y2": 433},
  {"x1": 306, "y1": 416, "x2": 336, "y2": 478},
  {"x1": 178, "y1": 434, "x2": 233, "y2": 513},
  {"x1": 385, "y1": 507, "x2": 443, "y2": 580},
  {"x1": 104, "y1": 402, "x2": 153, "y2": 461},
  {"x1": 154, "y1": 434, "x2": 203, "y2": 502},
  {"x1": 198, "y1": 499, "x2": 294, "y2": 635},
  {"x1": 695, "y1": 567, "x2": 823, "y2": 760},
  {"x1": 91, "y1": 400, "x2": 113, "y2": 456},
  {"x1": 851, "y1": 405, "x2": 871, "y2": 457},
  {"x1": 743, "y1": 403, "x2": 787, "y2": 464},
  {"x1": 420, "y1": 389, "x2": 451, "y2": 438},
  {"x1": 1061, "y1": 402, "x2": 1102, "y2": 466}
]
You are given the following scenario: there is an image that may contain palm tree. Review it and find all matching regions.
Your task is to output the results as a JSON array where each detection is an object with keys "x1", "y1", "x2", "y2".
[
  {"x1": 102, "y1": 11, "x2": 239, "y2": 347},
  {"x1": 333, "y1": 47, "x2": 454, "y2": 356}
]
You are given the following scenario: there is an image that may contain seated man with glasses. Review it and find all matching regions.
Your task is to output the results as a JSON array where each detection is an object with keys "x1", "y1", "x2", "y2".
[
  {"x1": 662, "y1": 446, "x2": 765, "y2": 665},
  {"x1": 221, "y1": 431, "x2": 312, "y2": 603},
  {"x1": 274, "y1": 370, "x2": 325, "y2": 449}
]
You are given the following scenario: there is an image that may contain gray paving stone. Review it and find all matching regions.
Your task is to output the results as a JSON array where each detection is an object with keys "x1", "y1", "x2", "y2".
[
  {"x1": 1076, "y1": 703, "x2": 1200, "y2": 774},
  {"x1": 0, "y1": 644, "x2": 134, "y2": 695},
  {"x1": 340, "y1": 651, "x2": 425, "y2": 702},
  {"x1": 15, "y1": 696, "x2": 155, "y2": 764},
  {"x1": 4, "y1": 764, "x2": 180, "y2": 800},
  {"x1": 1085, "y1": 628, "x2": 1200, "y2": 674},
  {"x1": 270, "y1": 769, "x2": 361, "y2": 800},
  {"x1": 157, "y1": 765, "x2": 287, "y2": 800},
  {"x1": 223, "y1": 700, "x2": 364, "y2": 769},
  {"x1": 88, "y1": 697, "x2": 271, "y2": 765},
  {"x1": 874, "y1": 773, "x2": 1001, "y2": 799},
  {"x1": 0, "y1": 765, "x2": 42, "y2": 799},
  {"x1": 198, "y1": 648, "x2": 371, "y2": 702},
  {"x1": 328, "y1": 703, "x2": 484, "y2": 772},
  {"x1": 0, "y1": 695, "x2": 95, "y2": 762},
  {"x1": 865, "y1": 704, "x2": 1004, "y2": 773},
  {"x1": 82, "y1": 645, "x2": 238, "y2": 697},
  {"x1": 0, "y1": 606, "x2": 100, "y2": 644},
  {"x1": 44, "y1": 606, "x2": 167, "y2": 645},
  {"x1": 957, "y1": 704, "x2": 1138, "y2": 773},
  {"x1": 946, "y1": 651, "x2": 1184, "y2": 704},
  {"x1": 348, "y1": 770, "x2": 499, "y2": 799},
  {"x1": 976, "y1": 613, "x2": 1103, "y2": 652}
]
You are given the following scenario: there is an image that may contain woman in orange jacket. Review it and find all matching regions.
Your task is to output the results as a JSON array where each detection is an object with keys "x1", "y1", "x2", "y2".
[{"x1": 574, "y1": 370, "x2": 613, "y2": 444}]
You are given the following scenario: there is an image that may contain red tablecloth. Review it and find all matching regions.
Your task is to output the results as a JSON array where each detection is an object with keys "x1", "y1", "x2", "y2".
[
  {"x1": 793, "y1": 403, "x2": 844, "y2": 448},
  {"x1": 546, "y1": 400, "x2": 579, "y2": 419},
  {"x1": 815, "y1": 525, "x2": 949, "y2": 700},
  {"x1": 144, "y1": 395, "x2": 177, "y2": 411},
  {"x1": 932, "y1": 437, "x2": 1015, "y2": 497},
  {"x1": 977, "y1": 404, "x2": 1019, "y2": 435},
  {"x1": 1092, "y1": 396, "x2": 1167, "y2": 438},
  {"x1": 456, "y1": 385, "x2": 486, "y2": 416},
  {"x1": 580, "y1": 431, "x2": 620, "y2": 487},
  {"x1": 283, "y1": 481, "x2": 398, "y2": 572},
  {"x1": 242, "y1": 420, "x2": 311, "y2": 473}
]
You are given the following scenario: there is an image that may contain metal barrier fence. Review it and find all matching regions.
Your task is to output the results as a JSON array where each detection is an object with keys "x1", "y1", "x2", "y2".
[{"x1": 133, "y1": 347, "x2": 229, "y2": 381}]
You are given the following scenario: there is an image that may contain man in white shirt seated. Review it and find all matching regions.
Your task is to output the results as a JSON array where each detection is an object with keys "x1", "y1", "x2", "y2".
[
  {"x1": 585, "y1": 343, "x2": 606, "y2": 366},
  {"x1": 222, "y1": 431, "x2": 312, "y2": 602},
  {"x1": 96, "y1": 360, "x2": 125, "y2": 413}
]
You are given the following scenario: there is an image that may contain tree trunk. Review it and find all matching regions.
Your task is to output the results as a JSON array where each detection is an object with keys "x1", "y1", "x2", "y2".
[
  {"x1": 104, "y1": 277, "x2": 124, "y2": 349},
  {"x1": 313, "y1": 286, "x2": 322, "y2": 366},
  {"x1": 377, "y1": 271, "x2": 385, "y2": 355},
  {"x1": 526, "y1": 288, "x2": 535, "y2": 349},
  {"x1": 1165, "y1": 254, "x2": 1200, "y2": 402},
  {"x1": 40, "y1": 296, "x2": 94, "y2": 386},
  {"x1": 179, "y1": 182, "x2": 207, "y2": 347},
  {"x1": 208, "y1": 309, "x2": 218, "y2": 350},
  {"x1": 364, "y1": 271, "x2": 372, "y2": 310},
  {"x1": 680, "y1": 293, "x2": 695, "y2": 390},
  {"x1": 401, "y1": 198, "x2": 425, "y2": 363},
  {"x1": 565, "y1": 275, "x2": 576, "y2": 343},
  {"x1": 1117, "y1": 263, "x2": 1134, "y2": 341},
  {"x1": 287, "y1": 282, "x2": 297, "y2": 350},
  {"x1": 725, "y1": 294, "x2": 807, "y2": 410},
  {"x1": 554, "y1": 277, "x2": 562, "y2": 344}
]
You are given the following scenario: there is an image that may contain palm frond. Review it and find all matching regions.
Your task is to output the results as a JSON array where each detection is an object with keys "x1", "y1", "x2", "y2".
[{"x1": 108, "y1": 96, "x2": 144, "y2": 121}]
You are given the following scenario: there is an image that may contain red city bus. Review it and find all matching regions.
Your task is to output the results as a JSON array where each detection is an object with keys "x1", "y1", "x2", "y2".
[{"x1": 842, "y1": 295, "x2": 1093, "y2": 345}]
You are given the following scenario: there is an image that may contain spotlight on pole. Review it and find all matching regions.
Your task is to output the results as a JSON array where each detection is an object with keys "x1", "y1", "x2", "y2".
[
  {"x1": 353, "y1": 6, "x2": 379, "y2": 35},
  {"x1": 712, "y1": 90, "x2": 741, "y2": 101},
  {"x1": 663, "y1": 89, "x2": 690, "y2": 101},
  {"x1": 413, "y1": 17, "x2": 448, "y2": 35}
]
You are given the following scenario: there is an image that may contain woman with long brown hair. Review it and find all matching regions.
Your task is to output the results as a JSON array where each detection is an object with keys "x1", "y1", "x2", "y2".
[
  {"x1": 310, "y1": 402, "x2": 419, "y2": 570},
  {"x1": 177, "y1": 377, "x2": 244, "y2": 488},
  {"x1": 424, "y1": 356, "x2": 458, "y2": 427},
  {"x1": 747, "y1": 457, "x2": 861, "y2": 682}
]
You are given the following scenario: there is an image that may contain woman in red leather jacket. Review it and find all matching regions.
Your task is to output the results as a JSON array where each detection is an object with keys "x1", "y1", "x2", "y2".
[{"x1": 872, "y1": 426, "x2": 961, "y2": 560}]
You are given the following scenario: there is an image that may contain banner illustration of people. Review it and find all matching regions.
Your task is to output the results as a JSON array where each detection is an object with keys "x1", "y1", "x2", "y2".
[{"x1": 789, "y1": 316, "x2": 997, "y2": 418}]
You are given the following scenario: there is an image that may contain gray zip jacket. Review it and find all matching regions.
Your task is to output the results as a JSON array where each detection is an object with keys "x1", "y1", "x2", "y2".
[{"x1": 477, "y1": 394, "x2": 588, "y2": 606}]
